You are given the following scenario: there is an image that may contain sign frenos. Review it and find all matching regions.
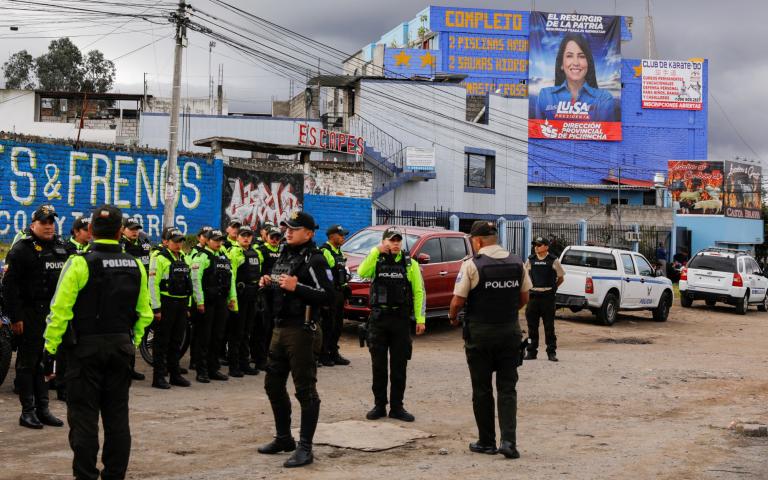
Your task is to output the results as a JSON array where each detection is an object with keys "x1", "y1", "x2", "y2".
[{"x1": 298, "y1": 124, "x2": 364, "y2": 155}]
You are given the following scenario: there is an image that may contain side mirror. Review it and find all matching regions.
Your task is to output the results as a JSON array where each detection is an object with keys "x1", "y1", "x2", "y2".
[{"x1": 416, "y1": 253, "x2": 431, "y2": 264}]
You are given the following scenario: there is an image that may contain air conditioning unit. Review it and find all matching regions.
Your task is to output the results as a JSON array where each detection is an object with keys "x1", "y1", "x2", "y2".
[{"x1": 624, "y1": 231, "x2": 642, "y2": 242}]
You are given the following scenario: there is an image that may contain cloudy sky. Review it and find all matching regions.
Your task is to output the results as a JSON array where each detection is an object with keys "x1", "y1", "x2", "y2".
[{"x1": 0, "y1": 0, "x2": 765, "y2": 165}]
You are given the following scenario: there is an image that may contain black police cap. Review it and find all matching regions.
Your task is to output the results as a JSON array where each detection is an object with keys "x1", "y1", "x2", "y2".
[
  {"x1": 72, "y1": 216, "x2": 90, "y2": 231},
  {"x1": 280, "y1": 210, "x2": 318, "y2": 230},
  {"x1": 91, "y1": 205, "x2": 123, "y2": 233},
  {"x1": 123, "y1": 217, "x2": 142, "y2": 230},
  {"x1": 206, "y1": 229, "x2": 226, "y2": 240},
  {"x1": 533, "y1": 236, "x2": 549, "y2": 246},
  {"x1": 382, "y1": 227, "x2": 403, "y2": 240},
  {"x1": 326, "y1": 224, "x2": 349, "y2": 237},
  {"x1": 32, "y1": 204, "x2": 58, "y2": 222}
]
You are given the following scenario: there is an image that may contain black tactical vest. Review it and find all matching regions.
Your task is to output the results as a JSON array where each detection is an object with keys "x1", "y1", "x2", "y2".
[
  {"x1": 370, "y1": 254, "x2": 411, "y2": 309},
  {"x1": 160, "y1": 249, "x2": 192, "y2": 297},
  {"x1": 466, "y1": 253, "x2": 523, "y2": 324},
  {"x1": 22, "y1": 236, "x2": 69, "y2": 304},
  {"x1": 528, "y1": 253, "x2": 558, "y2": 289},
  {"x1": 260, "y1": 244, "x2": 281, "y2": 274},
  {"x1": 236, "y1": 247, "x2": 262, "y2": 294},
  {"x1": 71, "y1": 243, "x2": 142, "y2": 337},
  {"x1": 202, "y1": 249, "x2": 232, "y2": 298},
  {"x1": 321, "y1": 243, "x2": 347, "y2": 288},
  {"x1": 123, "y1": 237, "x2": 152, "y2": 271},
  {"x1": 269, "y1": 245, "x2": 314, "y2": 320}
]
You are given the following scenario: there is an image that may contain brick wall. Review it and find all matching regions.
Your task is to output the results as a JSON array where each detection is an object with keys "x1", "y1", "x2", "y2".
[
  {"x1": 0, "y1": 134, "x2": 221, "y2": 241},
  {"x1": 305, "y1": 195, "x2": 373, "y2": 244}
]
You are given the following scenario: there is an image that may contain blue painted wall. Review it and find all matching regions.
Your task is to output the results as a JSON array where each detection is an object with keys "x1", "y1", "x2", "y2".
[
  {"x1": 675, "y1": 215, "x2": 763, "y2": 255},
  {"x1": 528, "y1": 187, "x2": 645, "y2": 205},
  {"x1": 0, "y1": 138, "x2": 221, "y2": 241},
  {"x1": 304, "y1": 195, "x2": 372, "y2": 244}
]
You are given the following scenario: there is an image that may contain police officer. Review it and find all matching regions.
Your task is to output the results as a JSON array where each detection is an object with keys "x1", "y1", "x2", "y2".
[
  {"x1": 44, "y1": 204, "x2": 154, "y2": 480},
  {"x1": 252, "y1": 225, "x2": 282, "y2": 370},
  {"x1": 66, "y1": 216, "x2": 92, "y2": 255},
  {"x1": 3, "y1": 204, "x2": 68, "y2": 429},
  {"x1": 121, "y1": 218, "x2": 152, "y2": 381},
  {"x1": 149, "y1": 228, "x2": 193, "y2": 389},
  {"x1": 257, "y1": 211, "x2": 333, "y2": 468},
  {"x1": 226, "y1": 225, "x2": 263, "y2": 377},
  {"x1": 190, "y1": 229, "x2": 237, "y2": 383},
  {"x1": 357, "y1": 227, "x2": 426, "y2": 423},
  {"x1": 184, "y1": 226, "x2": 213, "y2": 371},
  {"x1": 524, "y1": 236, "x2": 565, "y2": 362},
  {"x1": 449, "y1": 221, "x2": 531, "y2": 459},
  {"x1": 319, "y1": 224, "x2": 351, "y2": 367},
  {"x1": 222, "y1": 220, "x2": 241, "y2": 253}
]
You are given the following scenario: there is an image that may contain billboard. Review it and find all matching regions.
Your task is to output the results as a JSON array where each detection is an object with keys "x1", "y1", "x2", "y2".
[
  {"x1": 641, "y1": 59, "x2": 703, "y2": 110},
  {"x1": 667, "y1": 161, "x2": 724, "y2": 215},
  {"x1": 724, "y1": 161, "x2": 762, "y2": 219},
  {"x1": 384, "y1": 48, "x2": 442, "y2": 78},
  {"x1": 528, "y1": 12, "x2": 622, "y2": 141},
  {"x1": 221, "y1": 167, "x2": 303, "y2": 230}
]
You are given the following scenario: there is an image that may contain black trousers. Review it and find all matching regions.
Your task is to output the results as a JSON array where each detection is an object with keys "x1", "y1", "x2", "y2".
[
  {"x1": 465, "y1": 331, "x2": 520, "y2": 446},
  {"x1": 320, "y1": 289, "x2": 345, "y2": 358},
  {"x1": 65, "y1": 334, "x2": 134, "y2": 480},
  {"x1": 367, "y1": 310, "x2": 412, "y2": 409},
  {"x1": 525, "y1": 293, "x2": 557, "y2": 354},
  {"x1": 153, "y1": 296, "x2": 188, "y2": 377},
  {"x1": 192, "y1": 295, "x2": 228, "y2": 375},
  {"x1": 253, "y1": 306, "x2": 273, "y2": 367},
  {"x1": 16, "y1": 309, "x2": 49, "y2": 412},
  {"x1": 229, "y1": 290, "x2": 258, "y2": 369}
]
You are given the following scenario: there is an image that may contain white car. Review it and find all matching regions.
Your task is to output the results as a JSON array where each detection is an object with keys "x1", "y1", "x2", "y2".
[
  {"x1": 555, "y1": 246, "x2": 674, "y2": 326},
  {"x1": 679, "y1": 248, "x2": 768, "y2": 314}
]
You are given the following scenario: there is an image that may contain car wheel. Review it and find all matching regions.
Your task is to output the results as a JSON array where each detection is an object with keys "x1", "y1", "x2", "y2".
[
  {"x1": 680, "y1": 294, "x2": 693, "y2": 308},
  {"x1": 705, "y1": 299, "x2": 716, "y2": 307},
  {"x1": 735, "y1": 294, "x2": 749, "y2": 315},
  {"x1": 758, "y1": 294, "x2": 768, "y2": 312},
  {"x1": 653, "y1": 291, "x2": 672, "y2": 322},
  {"x1": 597, "y1": 292, "x2": 619, "y2": 326}
]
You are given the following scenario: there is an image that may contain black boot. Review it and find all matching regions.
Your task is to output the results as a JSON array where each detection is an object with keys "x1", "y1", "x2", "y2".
[
  {"x1": 34, "y1": 374, "x2": 63, "y2": 427},
  {"x1": 152, "y1": 373, "x2": 172, "y2": 390},
  {"x1": 259, "y1": 400, "x2": 296, "y2": 454},
  {"x1": 169, "y1": 373, "x2": 191, "y2": 387},
  {"x1": 331, "y1": 352, "x2": 350, "y2": 366},
  {"x1": 17, "y1": 372, "x2": 43, "y2": 429},
  {"x1": 284, "y1": 400, "x2": 319, "y2": 468}
]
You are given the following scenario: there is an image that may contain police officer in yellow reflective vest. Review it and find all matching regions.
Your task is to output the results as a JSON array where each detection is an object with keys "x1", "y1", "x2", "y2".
[
  {"x1": 449, "y1": 221, "x2": 531, "y2": 459},
  {"x1": 149, "y1": 228, "x2": 193, "y2": 389},
  {"x1": 44, "y1": 204, "x2": 154, "y2": 480},
  {"x1": 357, "y1": 226, "x2": 426, "y2": 423}
]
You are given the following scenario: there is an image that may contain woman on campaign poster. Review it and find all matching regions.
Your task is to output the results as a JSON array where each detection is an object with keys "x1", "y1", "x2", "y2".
[{"x1": 528, "y1": 12, "x2": 621, "y2": 141}]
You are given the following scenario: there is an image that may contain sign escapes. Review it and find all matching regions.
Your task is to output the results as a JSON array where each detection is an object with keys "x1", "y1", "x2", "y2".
[{"x1": 298, "y1": 124, "x2": 365, "y2": 155}]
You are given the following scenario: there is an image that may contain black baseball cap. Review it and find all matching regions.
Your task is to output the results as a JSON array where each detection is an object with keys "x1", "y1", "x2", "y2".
[
  {"x1": 206, "y1": 229, "x2": 226, "y2": 241},
  {"x1": 167, "y1": 229, "x2": 185, "y2": 242},
  {"x1": 197, "y1": 226, "x2": 213, "y2": 237},
  {"x1": 533, "y1": 236, "x2": 549, "y2": 246},
  {"x1": 469, "y1": 221, "x2": 498, "y2": 237},
  {"x1": 238, "y1": 226, "x2": 254, "y2": 236},
  {"x1": 91, "y1": 205, "x2": 124, "y2": 236},
  {"x1": 72, "y1": 216, "x2": 90, "y2": 231},
  {"x1": 382, "y1": 227, "x2": 403, "y2": 240},
  {"x1": 228, "y1": 219, "x2": 242, "y2": 228},
  {"x1": 261, "y1": 221, "x2": 275, "y2": 231},
  {"x1": 326, "y1": 224, "x2": 349, "y2": 237},
  {"x1": 161, "y1": 226, "x2": 175, "y2": 240},
  {"x1": 280, "y1": 211, "x2": 318, "y2": 230},
  {"x1": 123, "y1": 217, "x2": 142, "y2": 230},
  {"x1": 268, "y1": 226, "x2": 282, "y2": 237},
  {"x1": 32, "y1": 204, "x2": 58, "y2": 222}
]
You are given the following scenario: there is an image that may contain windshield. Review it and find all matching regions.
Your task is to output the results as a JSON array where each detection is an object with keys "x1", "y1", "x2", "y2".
[
  {"x1": 688, "y1": 254, "x2": 737, "y2": 273},
  {"x1": 341, "y1": 229, "x2": 420, "y2": 255},
  {"x1": 561, "y1": 249, "x2": 617, "y2": 270}
]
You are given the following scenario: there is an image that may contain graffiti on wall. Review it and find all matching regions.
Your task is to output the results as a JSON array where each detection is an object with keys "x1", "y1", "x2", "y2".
[{"x1": 222, "y1": 167, "x2": 303, "y2": 229}]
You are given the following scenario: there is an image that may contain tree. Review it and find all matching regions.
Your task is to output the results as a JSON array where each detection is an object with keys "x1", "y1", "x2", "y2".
[
  {"x1": 35, "y1": 37, "x2": 83, "y2": 92},
  {"x1": 81, "y1": 50, "x2": 115, "y2": 93},
  {"x1": 3, "y1": 50, "x2": 36, "y2": 89}
]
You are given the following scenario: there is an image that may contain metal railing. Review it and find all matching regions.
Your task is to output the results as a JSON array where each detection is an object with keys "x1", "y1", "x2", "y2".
[
  {"x1": 348, "y1": 114, "x2": 405, "y2": 171},
  {"x1": 375, "y1": 208, "x2": 450, "y2": 229}
]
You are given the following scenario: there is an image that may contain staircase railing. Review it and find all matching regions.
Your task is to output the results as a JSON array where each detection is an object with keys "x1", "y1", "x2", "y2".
[{"x1": 348, "y1": 114, "x2": 405, "y2": 171}]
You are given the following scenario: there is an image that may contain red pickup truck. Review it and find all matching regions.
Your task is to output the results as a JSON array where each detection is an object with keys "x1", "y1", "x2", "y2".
[{"x1": 341, "y1": 225, "x2": 472, "y2": 322}]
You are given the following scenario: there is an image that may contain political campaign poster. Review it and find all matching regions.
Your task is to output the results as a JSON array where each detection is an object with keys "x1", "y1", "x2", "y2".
[
  {"x1": 221, "y1": 167, "x2": 303, "y2": 230},
  {"x1": 528, "y1": 12, "x2": 622, "y2": 141},
  {"x1": 723, "y1": 161, "x2": 762, "y2": 219},
  {"x1": 667, "y1": 161, "x2": 724, "y2": 215},
  {"x1": 641, "y1": 59, "x2": 703, "y2": 110}
]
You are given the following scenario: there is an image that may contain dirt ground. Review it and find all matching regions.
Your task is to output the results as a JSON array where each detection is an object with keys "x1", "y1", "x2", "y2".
[{"x1": 1, "y1": 301, "x2": 767, "y2": 480}]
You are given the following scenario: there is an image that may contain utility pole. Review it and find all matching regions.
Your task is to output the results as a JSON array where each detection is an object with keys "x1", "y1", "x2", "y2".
[
  {"x1": 208, "y1": 41, "x2": 216, "y2": 114},
  {"x1": 645, "y1": 0, "x2": 657, "y2": 58},
  {"x1": 163, "y1": 0, "x2": 187, "y2": 230}
]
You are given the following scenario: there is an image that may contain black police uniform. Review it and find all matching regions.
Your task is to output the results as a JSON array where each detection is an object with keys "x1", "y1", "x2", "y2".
[
  {"x1": 2, "y1": 230, "x2": 68, "y2": 428},
  {"x1": 464, "y1": 252, "x2": 524, "y2": 454},
  {"x1": 259, "y1": 235, "x2": 333, "y2": 468},
  {"x1": 254, "y1": 242, "x2": 281, "y2": 368},
  {"x1": 230, "y1": 244, "x2": 262, "y2": 375},
  {"x1": 319, "y1": 242, "x2": 349, "y2": 365},
  {"x1": 525, "y1": 253, "x2": 559, "y2": 358},
  {"x1": 122, "y1": 233, "x2": 152, "y2": 380}
]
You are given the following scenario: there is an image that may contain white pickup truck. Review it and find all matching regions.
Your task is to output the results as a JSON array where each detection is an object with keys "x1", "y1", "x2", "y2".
[{"x1": 554, "y1": 246, "x2": 674, "y2": 325}]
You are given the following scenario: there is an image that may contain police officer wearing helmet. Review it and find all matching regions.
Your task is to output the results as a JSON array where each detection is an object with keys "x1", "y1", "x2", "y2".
[
  {"x1": 149, "y1": 228, "x2": 193, "y2": 389},
  {"x1": 524, "y1": 236, "x2": 565, "y2": 362},
  {"x1": 2, "y1": 204, "x2": 68, "y2": 429},
  {"x1": 357, "y1": 226, "x2": 426, "y2": 423},
  {"x1": 449, "y1": 221, "x2": 532, "y2": 459},
  {"x1": 190, "y1": 229, "x2": 237, "y2": 383},
  {"x1": 44, "y1": 204, "x2": 154, "y2": 480},
  {"x1": 318, "y1": 224, "x2": 352, "y2": 367},
  {"x1": 66, "y1": 216, "x2": 92, "y2": 255},
  {"x1": 226, "y1": 225, "x2": 263, "y2": 377},
  {"x1": 121, "y1": 217, "x2": 152, "y2": 381},
  {"x1": 257, "y1": 211, "x2": 334, "y2": 468}
]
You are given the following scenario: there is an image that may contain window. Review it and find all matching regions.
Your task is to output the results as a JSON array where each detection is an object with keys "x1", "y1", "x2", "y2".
[
  {"x1": 610, "y1": 198, "x2": 629, "y2": 205},
  {"x1": 341, "y1": 230, "x2": 418, "y2": 255},
  {"x1": 465, "y1": 153, "x2": 495, "y2": 189},
  {"x1": 621, "y1": 254, "x2": 635, "y2": 275},
  {"x1": 442, "y1": 237, "x2": 468, "y2": 262},
  {"x1": 688, "y1": 254, "x2": 737, "y2": 273},
  {"x1": 561, "y1": 250, "x2": 617, "y2": 270},
  {"x1": 544, "y1": 196, "x2": 570, "y2": 204},
  {"x1": 746, "y1": 258, "x2": 761, "y2": 275},
  {"x1": 634, "y1": 256, "x2": 654, "y2": 277},
  {"x1": 417, "y1": 238, "x2": 442, "y2": 263},
  {"x1": 587, "y1": 196, "x2": 600, "y2": 206}
]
